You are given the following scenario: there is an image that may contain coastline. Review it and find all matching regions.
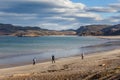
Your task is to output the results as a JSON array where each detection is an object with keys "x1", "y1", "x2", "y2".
[
  {"x1": 0, "y1": 48, "x2": 120, "y2": 79},
  {"x1": 96, "y1": 36, "x2": 120, "y2": 39},
  {"x1": 0, "y1": 36, "x2": 120, "y2": 79},
  {"x1": 0, "y1": 36, "x2": 120, "y2": 69},
  {"x1": 0, "y1": 36, "x2": 108, "y2": 69}
]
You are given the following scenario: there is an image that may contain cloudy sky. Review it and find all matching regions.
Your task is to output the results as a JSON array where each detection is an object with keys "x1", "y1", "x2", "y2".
[{"x1": 0, "y1": 0, "x2": 120, "y2": 30}]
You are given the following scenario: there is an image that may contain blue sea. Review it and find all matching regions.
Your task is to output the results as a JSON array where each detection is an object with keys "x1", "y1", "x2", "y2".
[{"x1": 0, "y1": 36, "x2": 108, "y2": 68}]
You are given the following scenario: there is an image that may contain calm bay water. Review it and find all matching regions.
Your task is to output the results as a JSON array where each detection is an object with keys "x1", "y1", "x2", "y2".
[{"x1": 0, "y1": 36, "x2": 107, "y2": 67}]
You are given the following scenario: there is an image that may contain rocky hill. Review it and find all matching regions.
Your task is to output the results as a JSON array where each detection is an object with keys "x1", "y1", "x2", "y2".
[
  {"x1": 0, "y1": 23, "x2": 76, "y2": 37},
  {"x1": 76, "y1": 24, "x2": 120, "y2": 36},
  {"x1": 102, "y1": 24, "x2": 120, "y2": 35},
  {"x1": 76, "y1": 25, "x2": 110, "y2": 36},
  {"x1": 0, "y1": 23, "x2": 120, "y2": 36}
]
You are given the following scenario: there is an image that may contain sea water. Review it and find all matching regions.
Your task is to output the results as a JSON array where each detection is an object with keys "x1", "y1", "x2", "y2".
[{"x1": 0, "y1": 36, "x2": 107, "y2": 67}]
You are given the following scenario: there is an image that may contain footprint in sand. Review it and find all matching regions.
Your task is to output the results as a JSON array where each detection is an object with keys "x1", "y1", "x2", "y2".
[{"x1": 47, "y1": 64, "x2": 58, "y2": 72}]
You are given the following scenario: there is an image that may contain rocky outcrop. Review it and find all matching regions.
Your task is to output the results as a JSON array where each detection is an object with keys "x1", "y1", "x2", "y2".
[
  {"x1": 102, "y1": 24, "x2": 120, "y2": 35},
  {"x1": 76, "y1": 24, "x2": 120, "y2": 36},
  {"x1": 76, "y1": 25, "x2": 110, "y2": 36}
]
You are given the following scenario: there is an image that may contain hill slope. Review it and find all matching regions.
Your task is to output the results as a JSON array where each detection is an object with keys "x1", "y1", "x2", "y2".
[
  {"x1": 102, "y1": 24, "x2": 120, "y2": 35},
  {"x1": 0, "y1": 23, "x2": 76, "y2": 36},
  {"x1": 76, "y1": 25, "x2": 110, "y2": 36},
  {"x1": 0, "y1": 23, "x2": 120, "y2": 36},
  {"x1": 76, "y1": 24, "x2": 120, "y2": 36}
]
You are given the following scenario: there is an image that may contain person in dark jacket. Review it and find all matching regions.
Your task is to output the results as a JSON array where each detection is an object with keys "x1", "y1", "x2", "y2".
[
  {"x1": 81, "y1": 53, "x2": 84, "y2": 60},
  {"x1": 33, "y1": 57, "x2": 36, "y2": 65},
  {"x1": 52, "y1": 55, "x2": 55, "y2": 63}
]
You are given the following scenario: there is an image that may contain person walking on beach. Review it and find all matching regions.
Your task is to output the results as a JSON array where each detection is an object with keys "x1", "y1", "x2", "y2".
[
  {"x1": 81, "y1": 53, "x2": 84, "y2": 60},
  {"x1": 52, "y1": 55, "x2": 55, "y2": 63},
  {"x1": 33, "y1": 57, "x2": 36, "y2": 65}
]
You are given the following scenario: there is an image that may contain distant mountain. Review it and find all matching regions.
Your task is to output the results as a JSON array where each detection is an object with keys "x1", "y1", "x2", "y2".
[
  {"x1": 76, "y1": 25, "x2": 110, "y2": 36},
  {"x1": 0, "y1": 23, "x2": 120, "y2": 36},
  {"x1": 102, "y1": 24, "x2": 120, "y2": 35},
  {"x1": 0, "y1": 23, "x2": 44, "y2": 34},
  {"x1": 0, "y1": 23, "x2": 76, "y2": 36},
  {"x1": 76, "y1": 24, "x2": 120, "y2": 36},
  {"x1": 60, "y1": 29, "x2": 76, "y2": 32}
]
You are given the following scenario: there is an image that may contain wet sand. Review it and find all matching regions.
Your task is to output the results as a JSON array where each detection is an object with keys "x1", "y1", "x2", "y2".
[
  {"x1": 0, "y1": 48, "x2": 120, "y2": 80},
  {"x1": 97, "y1": 36, "x2": 120, "y2": 39}
]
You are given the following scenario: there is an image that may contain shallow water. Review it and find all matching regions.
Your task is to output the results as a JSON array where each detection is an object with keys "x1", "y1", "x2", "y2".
[{"x1": 0, "y1": 36, "x2": 108, "y2": 68}]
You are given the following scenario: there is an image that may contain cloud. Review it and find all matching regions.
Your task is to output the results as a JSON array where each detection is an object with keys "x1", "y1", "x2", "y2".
[
  {"x1": 86, "y1": 7, "x2": 117, "y2": 13},
  {"x1": 109, "y1": 3, "x2": 120, "y2": 12},
  {"x1": 98, "y1": 14, "x2": 120, "y2": 25},
  {"x1": 0, "y1": 0, "x2": 119, "y2": 30},
  {"x1": 109, "y1": 3, "x2": 120, "y2": 8},
  {"x1": 0, "y1": 12, "x2": 37, "y2": 20},
  {"x1": 108, "y1": 15, "x2": 120, "y2": 23},
  {"x1": 86, "y1": 1, "x2": 120, "y2": 13}
]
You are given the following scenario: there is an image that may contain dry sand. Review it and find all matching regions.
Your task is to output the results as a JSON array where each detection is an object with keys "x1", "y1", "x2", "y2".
[{"x1": 0, "y1": 48, "x2": 120, "y2": 80}]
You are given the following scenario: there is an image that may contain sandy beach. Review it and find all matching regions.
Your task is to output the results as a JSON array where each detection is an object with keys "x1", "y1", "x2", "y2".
[
  {"x1": 0, "y1": 48, "x2": 120, "y2": 80},
  {"x1": 0, "y1": 36, "x2": 120, "y2": 80}
]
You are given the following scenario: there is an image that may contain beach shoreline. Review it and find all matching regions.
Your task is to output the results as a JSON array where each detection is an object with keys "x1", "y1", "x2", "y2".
[
  {"x1": 0, "y1": 36, "x2": 120, "y2": 79},
  {"x1": 0, "y1": 40, "x2": 118, "y2": 69},
  {"x1": 0, "y1": 36, "x2": 108, "y2": 69},
  {"x1": 0, "y1": 48, "x2": 120, "y2": 79},
  {"x1": 0, "y1": 36, "x2": 120, "y2": 69},
  {"x1": 96, "y1": 36, "x2": 120, "y2": 39}
]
